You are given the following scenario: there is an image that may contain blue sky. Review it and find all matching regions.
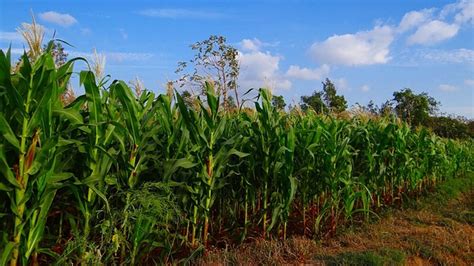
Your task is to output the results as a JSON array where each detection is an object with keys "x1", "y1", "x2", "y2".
[{"x1": 1, "y1": 0, "x2": 473, "y2": 117}]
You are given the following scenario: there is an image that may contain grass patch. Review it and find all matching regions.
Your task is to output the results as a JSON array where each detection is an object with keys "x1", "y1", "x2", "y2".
[
  {"x1": 431, "y1": 174, "x2": 474, "y2": 203},
  {"x1": 319, "y1": 248, "x2": 406, "y2": 266}
]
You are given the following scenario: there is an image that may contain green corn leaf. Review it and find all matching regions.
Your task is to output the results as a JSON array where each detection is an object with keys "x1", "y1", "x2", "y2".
[
  {"x1": 47, "y1": 172, "x2": 73, "y2": 184},
  {"x1": 0, "y1": 181, "x2": 12, "y2": 191},
  {"x1": 53, "y1": 107, "x2": 83, "y2": 125},
  {"x1": 111, "y1": 80, "x2": 140, "y2": 142},
  {"x1": 0, "y1": 145, "x2": 19, "y2": 188},
  {"x1": 0, "y1": 241, "x2": 15, "y2": 266},
  {"x1": 0, "y1": 113, "x2": 19, "y2": 150},
  {"x1": 205, "y1": 81, "x2": 219, "y2": 116},
  {"x1": 80, "y1": 70, "x2": 103, "y2": 129}
]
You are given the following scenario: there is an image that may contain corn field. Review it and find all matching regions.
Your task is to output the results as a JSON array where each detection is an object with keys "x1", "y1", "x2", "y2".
[{"x1": 0, "y1": 44, "x2": 473, "y2": 265}]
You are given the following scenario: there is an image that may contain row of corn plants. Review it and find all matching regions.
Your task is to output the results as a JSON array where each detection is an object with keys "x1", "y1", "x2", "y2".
[{"x1": 1, "y1": 46, "x2": 473, "y2": 264}]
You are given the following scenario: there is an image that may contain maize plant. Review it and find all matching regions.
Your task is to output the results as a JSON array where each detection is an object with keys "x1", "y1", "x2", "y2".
[
  {"x1": 0, "y1": 44, "x2": 82, "y2": 265},
  {"x1": 176, "y1": 81, "x2": 248, "y2": 247},
  {"x1": 0, "y1": 42, "x2": 473, "y2": 265}
]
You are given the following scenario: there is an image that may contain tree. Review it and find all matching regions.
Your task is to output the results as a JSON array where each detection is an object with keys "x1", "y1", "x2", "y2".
[
  {"x1": 392, "y1": 88, "x2": 438, "y2": 126},
  {"x1": 300, "y1": 78, "x2": 347, "y2": 114},
  {"x1": 322, "y1": 78, "x2": 347, "y2": 112},
  {"x1": 301, "y1": 91, "x2": 327, "y2": 113},
  {"x1": 379, "y1": 100, "x2": 394, "y2": 117},
  {"x1": 427, "y1": 116, "x2": 472, "y2": 139},
  {"x1": 227, "y1": 95, "x2": 237, "y2": 110},
  {"x1": 366, "y1": 100, "x2": 378, "y2": 115},
  {"x1": 176, "y1": 35, "x2": 240, "y2": 111},
  {"x1": 272, "y1": 95, "x2": 286, "y2": 110}
]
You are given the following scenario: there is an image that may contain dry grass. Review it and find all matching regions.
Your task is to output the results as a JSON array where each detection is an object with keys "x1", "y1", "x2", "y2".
[
  {"x1": 199, "y1": 237, "x2": 320, "y2": 265},
  {"x1": 320, "y1": 191, "x2": 473, "y2": 265},
  {"x1": 196, "y1": 176, "x2": 474, "y2": 265}
]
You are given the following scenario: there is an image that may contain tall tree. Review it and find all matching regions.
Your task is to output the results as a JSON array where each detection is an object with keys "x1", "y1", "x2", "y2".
[
  {"x1": 379, "y1": 100, "x2": 394, "y2": 117},
  {"x1": 176, "y1": 35, "x2": 240, "y2": 111},
  {"x1": 322, "y1": 78, "x2": 347, "y2": 112},
  {"x1": 272, "y1": 95, "x2": 286, "y2": 110},
  {"x1": 366, "y1": 100, "x2": 378, "y2": 115},
  {"x1": 392, "y1": 88, "x2": 438, "y2": 126},
  {"x1": 301, "y1": 91, "x2": 327, "y2": 113},
  {"x1": 300, "y1": 78, "x2": 347, "y2": 113}
]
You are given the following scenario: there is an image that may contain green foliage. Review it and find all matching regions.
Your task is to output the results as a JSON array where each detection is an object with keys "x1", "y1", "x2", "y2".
[
  {"x1": 392, "y1": 88, "x2": 438, "y2": 127},
  {"x1": 176, "y1": 35, "x2": 240, "y2": 110},
  {"x1": 323, "y1": 79, "x2": 347, "y2": 113},
  {"x1": 0, "y1": 42, "x2": 473, "y2": 265},
  {"x1": 301, "y1": 91, "x2": 327, "y2": 113},
  {"x1": 272, "y1": 95, "x2": 286, "y2": 110},
  {"x1": 321, "y1": 248, "x2": 406, "y2": 266},
  {"x1": 427, "y1": 116, "x2": 473, "y2": 139},
  {"x1": 300, "y1": 78, "x2": 347, "y2": 113}
]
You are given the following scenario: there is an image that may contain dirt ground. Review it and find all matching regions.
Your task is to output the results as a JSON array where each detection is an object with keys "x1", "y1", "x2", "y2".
[{"x1": 198, "y1": 175, "x2": 474, "y2": 265}]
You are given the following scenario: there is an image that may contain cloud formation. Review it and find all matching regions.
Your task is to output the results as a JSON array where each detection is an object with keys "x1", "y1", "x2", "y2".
[
  {"x1": 407, "y1": 20, "x2": 459, "y2": 45},
  {"x1": 309, "y1": 1, "x2": 473, "y2": 66},
  {"x1": 240, "y1": 38, "x2": 263, "y2": 52},
  {"x1": 419, "y1": 48, "x2": 474, "y2": 64},
  {"x1": 398, "y1": 9, "x2": 434, "y2": 32},
  {"x1": 310, "y1": 26, "x2": 394, "y2": 66},
  {"x1": 39, "y1": 11, "x2": 78, "y2": 27},
  {"x1": 238, "y1": 50, "x2": 291, "y2": 90},
  {"x1": 441, "y1": 0, "x2": 474, "y2": 25},
  {"x1": 240, "y1": 38, "x2": 279, "y2": 52},
  {"x1": 285, "y1": 64, "x2": 330, "y2": 80},
  {"x1": 404, "y1": 0, "x2": 473, "y2": 45}
]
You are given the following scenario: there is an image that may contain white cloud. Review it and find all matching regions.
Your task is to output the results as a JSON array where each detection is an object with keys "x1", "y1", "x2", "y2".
[
  {"x1": 407, "y1": 20, "x2": 459, "y2": 45},
  {"x1": 464, "y1": 79, "x2": 474, "y2": 86},
  {"x1": 39, "y1": 11, "x2": 78, "y2": 27},
  {"x1": 285, "y1": 64, "x2": 330, "y2": 80},
  {"x1": 240, "y1": 38, "x2": 262, "y2": 52},
  {"x1": 398, "y1": 9, "x2": 434, "y2": 32},
  {"x1": 310, "y1": 26, "x2": 394, "y2": 66},
  {"x1": 239, "y1": 38, "x2": 279, "y2": 52},
  {"x1": 419, "y1": 48, "x2": 474, "y2": 64},
  {"x1": 441, "y1": 0, "x2": 474, "y2": 25},
  {"x1": 402, "y1": 1, "x2": 473, "y2": 46},
  {"x1": 360, "y1": 85, "x2": 370, "y2": 92},
  {"x1": 238, "y1": 50, "x2": 291, "y2": 90},
  {"x1": 138, "y1": 9, "x2": 223, "y2": 19},
  {"x1": 0, "y1": 31, "x2": 23, "y2": 42},
  {"x1": 307, "y1": 1, "x2": 472, "y2": 67},
  {"x1": 438, "y1": 84, "x2": 458, "y2": 92},
  {"x1": 453, "y1": 0, "x2": 474, "y2": 25}
]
